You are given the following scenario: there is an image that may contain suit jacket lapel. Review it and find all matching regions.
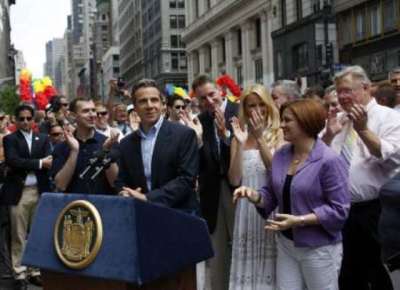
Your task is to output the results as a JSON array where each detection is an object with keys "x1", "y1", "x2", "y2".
[
  {"x1": 31, "y1": 133, "x2": 40, "y2": 157},
  {"x1": 16, "y1": 131, "x2": 31, "y2": 157},
  {"x1": 131, "y1": 132, "x2": 148, "y2": 192},
  {"x1": 151, "y1": 120, "x2": 171, "y2": 188}
]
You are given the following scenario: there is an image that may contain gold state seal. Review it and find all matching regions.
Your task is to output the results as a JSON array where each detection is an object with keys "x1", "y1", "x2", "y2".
[{"x1": 54, "y1": 200, "x2": 103, "y2": 269}]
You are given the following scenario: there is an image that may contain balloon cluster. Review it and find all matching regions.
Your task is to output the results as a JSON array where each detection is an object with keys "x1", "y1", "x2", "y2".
[
  {"x1": 165, "y1": 84, "x2": 190, "y2": 100},
  {"x1": 33, "y1": 77, "x2": 58, "y2": 110},
  {"x1": 19, "y1": 69, "x2": 33, "y2": 103},
  {"x1": 216, "y1": 74, "x2": 241, "y2": 103},
  {"x1": 19, "y1": 69, "x2": 58, "y2": 110}
]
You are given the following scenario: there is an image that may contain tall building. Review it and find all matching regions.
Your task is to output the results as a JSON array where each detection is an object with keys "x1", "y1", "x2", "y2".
[
  {"x1": 101, "y1": 46, "x2": 120, "y2": 101},
  {"x1": 68, "y1": 0, "x2": 97, "y2": 97},
  {"x1": 335, "y1": 0, "x2": 400, "y2": 81},
  {"x1": 118, "y1": 0, "x2": 144, "y2": 88},
  {"x1": 63, "y1": 16, "x2": 76, "y2": 99},
  {"x1": 44, "y1": 38, "x2": 65, "y2": 91},
  {"x1": 142, "y1": 0, "x2": 187, "y2": 88},
  {"x1": 270, "y1": 0, "x2": 337, "y2": 87},
  {"x1": 0, "y1": 0, "x2": 16, "y2": 87},
  {"x1": 110, "y1": 0, "x2": 119, "y2": 45},
  {"x1": 182, "y1": 0, "x2": 274, "y2": 88},
  {"x1": 14, "y1": 49, "x2": 26, "y2": 86},
  {"x1": 93, "y1": 0, "x2": 112, "y2": 98}
]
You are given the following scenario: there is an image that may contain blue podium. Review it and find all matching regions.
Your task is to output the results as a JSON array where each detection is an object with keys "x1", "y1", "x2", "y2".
[{"x1": 22, "y1": 193, "x2": 213, "y2": 290}]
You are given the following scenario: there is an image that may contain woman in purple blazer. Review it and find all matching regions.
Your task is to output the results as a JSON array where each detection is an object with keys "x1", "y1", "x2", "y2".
[{"x1": 234, "y1": 99, "x2": 350, "y2": 290}]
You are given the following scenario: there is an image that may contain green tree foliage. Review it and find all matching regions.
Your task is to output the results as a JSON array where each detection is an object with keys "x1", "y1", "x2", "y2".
[{"x1": 0, "y1": 85, "x2": 20, "y2": 115}]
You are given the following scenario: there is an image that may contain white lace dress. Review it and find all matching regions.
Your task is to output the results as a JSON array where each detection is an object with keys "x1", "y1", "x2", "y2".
[{"x1": 229, "y1": 149, "x2": 276, "y2": 290}]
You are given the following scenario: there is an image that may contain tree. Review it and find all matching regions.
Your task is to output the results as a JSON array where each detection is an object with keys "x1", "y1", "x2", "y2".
[{"x1": 0, "y1": 85, "x2": 20, "y2": 115}]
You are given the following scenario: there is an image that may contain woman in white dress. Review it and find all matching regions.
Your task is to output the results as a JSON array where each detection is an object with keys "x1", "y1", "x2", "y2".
[{"x1": 228, "y1": 84, "x2": 282, "y2": 290}]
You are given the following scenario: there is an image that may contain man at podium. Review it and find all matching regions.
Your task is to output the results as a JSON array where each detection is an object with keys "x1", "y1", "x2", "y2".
[
  {"x1": 115, "y1": 79, "x2": 199, "y2": 289},
  {"x1": 115, "y1": 79, "x2": 199, "y2": 215}
]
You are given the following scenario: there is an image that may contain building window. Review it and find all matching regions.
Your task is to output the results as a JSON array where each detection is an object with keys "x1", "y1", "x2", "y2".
[
  {"x1": 171, "y1": 52, "x2": 179, "y2": 70},
  {"x1": 383, "y1": 0, "x2": 397, "y2": 31},
  {"x1": 277, "y1": 51, "x2": 283, "y2": 78},
  {"x1": 180, "y1": 52, "x2": 187, "y2": 70},
  {"x1": 170, "y1": 15, "x2": 178, "y2": 28},
  {"x1": 293, "y1": 43, "x2": 308, "y2": 71},
  {"x1": 221, "y1": 38, "x2": 226, "y2": 63},
  {"x1": 255, "y1": 18, "x2": 262, "y2": 48},
  {"x1": 177, "y1": 0, "x2": 185, "y2": 8},
  {"x1": 236, "y1": 66, "x2": 243, "y2": 86},
  {"x1": 178, "y1": 15, "x2": 185, "y2": 28},
  {"x1": 369, "y1": 4, "x2": 381, "y2": 37},
  {"x1": 169, "y1": 0, "x2": 177, "y2": 8},
  {"x1": 194, "y1": 0, "x2": 199, "y2": 18},
  {"x1": 312, "y1": 0, "x2": 320, "y2": 13},
  {"x1": 295, "y1": 0, "x2": 303, "y2": 21},
  {"x1": 255, "y1": 59, "x2": 263, "y2": 83},
  {"x1": 355, "y1": 9, "x2": 366, "y2": 41},
  {"x1": 206, "y1": 0, "x2": 211, "y2": 10},
  {"x1": 280, "y1": 0, "x2": 287, "y2": 27},
  {"x1": 171, "y1": 35, "x2": 179, "y2": 48},
  {"x1": 237, "y1": 29, "x2": 242, "y2": 56}
]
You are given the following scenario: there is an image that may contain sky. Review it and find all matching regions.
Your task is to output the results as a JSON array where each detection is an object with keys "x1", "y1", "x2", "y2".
[{"x1": 10, "y1": 0, "x2": 71, "y2": 79}]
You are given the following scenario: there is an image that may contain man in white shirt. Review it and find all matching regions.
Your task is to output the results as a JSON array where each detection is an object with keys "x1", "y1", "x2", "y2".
[
  {"x1": 323, "y1": 66, "x2": 400, "y2": 290},
  {"x1": 389, "y1": 67, "x2": 400, "y2": 113},
  {"x1": 2, "y1": 104, "x2": 53, "y2": 290}
]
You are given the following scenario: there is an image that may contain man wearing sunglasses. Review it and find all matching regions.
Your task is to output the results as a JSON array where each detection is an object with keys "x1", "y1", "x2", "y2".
[
  {"x1": 95, "y1": 102, "x2": 122, "y2": 141},
  {"x1": 1, "y1": 104, "x2": 53, "y2": 290}
]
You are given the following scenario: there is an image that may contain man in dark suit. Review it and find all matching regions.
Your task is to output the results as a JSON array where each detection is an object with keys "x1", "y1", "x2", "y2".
[
  {"x1": 115, "y1": 78, "x2": 199, "y2": 214},
  {"x1": 114, "y1": 79, "x2": 199, "y2": 289},
  {"x1": 192, "y1": 75, "x2": 239, "y2": 290},
  {"x1": 1, "y1": 104, "x2": 52, "y2": 290}
]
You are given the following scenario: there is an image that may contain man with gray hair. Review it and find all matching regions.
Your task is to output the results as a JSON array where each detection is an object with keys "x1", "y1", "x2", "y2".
[
  {"x1": 271, "y1": 80, "x2": 301, "y2": 109},
  {"x1": 389, "y1": 67, "x2": 400, "y2": 112},
  {"x1": 323, "y1": 65, "x2": 400, "y2": 290}
]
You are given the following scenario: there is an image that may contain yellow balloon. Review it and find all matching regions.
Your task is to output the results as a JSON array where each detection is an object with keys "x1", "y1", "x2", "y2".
[
  {"x1": 42, "y1": 76, "x2": 53, "y2": 87},
  {"x1": 20, "y1": 68, "x2": 32, "y2": 80},
  {"x1": 33, "y1": 80, "x2": 45, "y2": 93}
]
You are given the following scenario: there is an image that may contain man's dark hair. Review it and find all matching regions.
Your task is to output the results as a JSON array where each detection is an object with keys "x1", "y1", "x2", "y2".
[
  {"x1": 69, "y1": 97, "x2": 90, "y2": 113},
  {"x1": 131, "y1": 79, "x2": 160, "y2": 103},
  {"x1": 191, "y1": 74, "x2": 213, "y2": 92},
  {"x1": 15, "y1": 103, "x2": 34, "y2": 118}
]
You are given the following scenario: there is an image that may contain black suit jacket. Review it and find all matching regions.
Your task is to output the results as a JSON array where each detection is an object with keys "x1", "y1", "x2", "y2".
[
  {"x1": 198, "y1": 101, "x2": 239, "y2": 233},
  {"x1": 115, "y1": 119, "x2": 199, "y2": 214},
  {"x1": 1, "y1": 130, "x2": 51, "y2": 205}
]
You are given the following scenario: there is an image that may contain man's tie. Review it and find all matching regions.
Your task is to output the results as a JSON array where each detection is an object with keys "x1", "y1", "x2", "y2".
[{"x1": 341, "y1": 124, "x2": 358, "y2": 167}]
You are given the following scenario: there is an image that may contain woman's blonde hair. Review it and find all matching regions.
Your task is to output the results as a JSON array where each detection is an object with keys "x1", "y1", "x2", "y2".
[{"x1": 238, "y1": 84, "x2": 281, "y2": 148}]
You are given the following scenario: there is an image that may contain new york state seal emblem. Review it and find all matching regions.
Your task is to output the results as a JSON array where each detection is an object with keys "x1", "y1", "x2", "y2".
[{"x1": 54, "y1": 200, "x2": 103, "y2": 269}]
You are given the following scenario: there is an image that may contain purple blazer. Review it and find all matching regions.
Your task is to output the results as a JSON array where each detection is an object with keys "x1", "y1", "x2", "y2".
[{"x1": 259, "y1": 139, "x2": 350, "y2": 247}]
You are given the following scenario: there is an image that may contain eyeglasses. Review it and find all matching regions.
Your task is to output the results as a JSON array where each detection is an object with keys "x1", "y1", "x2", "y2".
[
  {"x1": 18, "y1": 116, "x2": 33, "y2": 122},
  {"x1": 174, "y1": 105, "x2": 186, "y2": 110},
  {"x1": 97, "y1": 111, "x2": 108, "y2": 117}
]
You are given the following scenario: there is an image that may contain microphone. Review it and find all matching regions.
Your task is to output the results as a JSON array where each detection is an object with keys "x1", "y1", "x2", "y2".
[{"x1": 79, "y1": 150, "x2": 108, "y2": 179}]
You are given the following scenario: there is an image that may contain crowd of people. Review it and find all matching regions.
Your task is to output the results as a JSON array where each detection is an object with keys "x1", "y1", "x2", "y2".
[{"x1": 0, "y1": 66, "x2": 400, "y2": 290}]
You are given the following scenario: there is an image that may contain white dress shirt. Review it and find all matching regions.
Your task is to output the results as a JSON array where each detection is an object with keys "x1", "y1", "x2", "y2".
[
  {"x1": 330, "y1": 99, "x2": 400, "y2": 203},
  {"x1": 20, "y1": 130, "x2": 41, "y2": 187}
]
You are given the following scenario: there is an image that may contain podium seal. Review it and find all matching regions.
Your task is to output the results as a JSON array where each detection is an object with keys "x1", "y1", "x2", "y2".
[{"x1": 54, "y1": 200, "x2": 103, "y2": 269}]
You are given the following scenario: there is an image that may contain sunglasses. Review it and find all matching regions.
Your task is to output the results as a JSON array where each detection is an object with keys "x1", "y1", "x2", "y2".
[
  {"x1": 97, "y1": 111, "x2": 108, "y2": 117},
  {"x1": 61, "y1": 103, "x2": 69, "y2": 107},
  {"x1": 0, "y1": 116, "x2": 5, "y2": 121},
  {"x1": 174, "y1": 105, "x2": 186, "y2": 110},
  {"x1": 18, "y1": 116, "x2": 33, "y2": 122},
  {"x1": 50, "y1": 132, "x2": 63, "y2": 137}
]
